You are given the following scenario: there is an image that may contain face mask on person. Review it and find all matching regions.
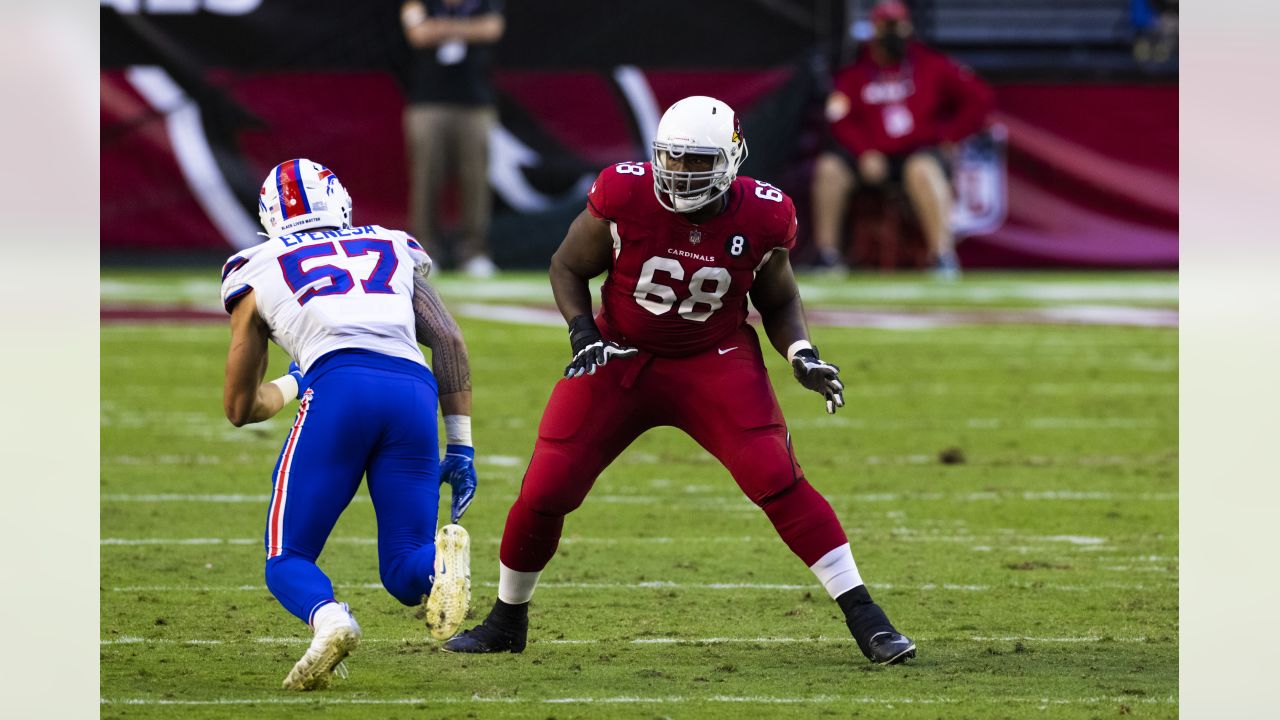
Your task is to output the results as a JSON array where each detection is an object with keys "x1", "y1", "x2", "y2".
[{"x1": 879, "y1": 33, "x2": 906, "y2": 61}]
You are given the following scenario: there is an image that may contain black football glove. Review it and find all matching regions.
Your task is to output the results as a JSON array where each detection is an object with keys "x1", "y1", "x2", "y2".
[
  {"x1": 564, "y1": 314, "x2": 638, "y2": 379},
  {"x1": 791, "y1": 347, "x2": 845, "y2": 414}
]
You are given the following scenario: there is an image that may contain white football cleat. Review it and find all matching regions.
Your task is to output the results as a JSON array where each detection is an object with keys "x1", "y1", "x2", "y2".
[
  {"x1": 424, "y1": 524, "x2": 471, "y2": 640},
  {"x1": 282, "y1": 602, "x2": 362, "y2": 691}
]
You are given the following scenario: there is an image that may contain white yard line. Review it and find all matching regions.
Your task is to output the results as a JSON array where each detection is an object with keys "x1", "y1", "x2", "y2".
[
  {"x1": 1041, "y1": 535, "x2": 1108, "y2": 545},
  {"x1": 102, "y1": 320, "x2": 1174, "y2": 351},
  {"x1": 99, "y1": 694, "x2": 1177, "y2": 706},
  {"x1": 102, "y1": 408, "x2": 1171, "y2": 437},
  {"x1": 452, "y1": 302, "x2": 1179, "y2": 330},
  {"x1": 102, "y1": 538, "x2": 261, "y2": 546},
  {"x1": 101, "y1": 490, "x2": 1176, "y2": 504},
  {"x1": 103, "y1": 453, "x2": 523, "y2": 467},
  {"x1": 451, "y1": 302, "x2": 1180, "y2": 330},
  {"x1": 102, "y1": 634, "x2": 1160, "y2": 647},
  {"x1": 101, "y1": 532, "x2": 1150, "y2": 548},
  {"x1": 106, "y1": 580, "x2": 1166, "y2": 593},
  {"x1": 796, "y1": 280, "x2": 1178, "y2": 304},
  {"x1": 99, "y1": 275, "x2": 1178, "y2": 307},
  {"x1": 782, "y1": 416, "x2": 1169, "y2": 430},
  {"x1": 101, "y1": 536, "x2": 760, "y2": 546}
]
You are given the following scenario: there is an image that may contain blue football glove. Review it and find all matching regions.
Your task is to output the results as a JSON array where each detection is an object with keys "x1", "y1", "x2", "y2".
[
  {"x1": 440, "y1": 444, "x2": 477, "y2": 523},
  {"x1": 287, "y1": 361, "x2": 305, "y2": 399}
]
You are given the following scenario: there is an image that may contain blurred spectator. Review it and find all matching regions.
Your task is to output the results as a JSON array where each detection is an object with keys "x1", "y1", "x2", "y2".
[
  {"x1": 810, "y1": 0, "x2": 992, "y2": 278},
  {"x1": 1131, "y1": 0, "x2": 1178, "y2": 66},
  {"x1": 401, "y1": 0, "x2": 505, "y2": 277}
]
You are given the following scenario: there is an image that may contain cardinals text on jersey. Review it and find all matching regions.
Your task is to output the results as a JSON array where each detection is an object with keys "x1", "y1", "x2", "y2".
[{"x1": 587, "y1": 161, "x2": 798, "y2": 357}]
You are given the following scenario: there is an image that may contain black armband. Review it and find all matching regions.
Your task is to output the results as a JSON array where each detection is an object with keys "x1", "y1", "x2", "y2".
[{"x1": 567, "y1": 314, "x2": 602, "y2": 354}]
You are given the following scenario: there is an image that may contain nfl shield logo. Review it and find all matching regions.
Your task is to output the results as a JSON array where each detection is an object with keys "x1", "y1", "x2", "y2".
[
  {"x1": 950, "y1": 125, "x2": 1008, "y2": 239},
  {"x1": 689, "y1": 229, "x2": 702, "y2": 245}
]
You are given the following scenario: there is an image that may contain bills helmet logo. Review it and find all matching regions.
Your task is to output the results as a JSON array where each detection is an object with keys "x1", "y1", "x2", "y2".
[{"x1": 317, "y1": 167, "x2": 340, "y2": 196}]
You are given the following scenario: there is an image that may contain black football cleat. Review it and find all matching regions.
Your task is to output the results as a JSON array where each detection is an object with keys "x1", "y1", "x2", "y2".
[
  {"x1": 441, "y1": 610, "x2": 527, "y2": 654},
  {"x1": 837, "y1": 586, "x2": 917, "y2": 665},
  {"x1": 865, "y1": 631, "x2": 917, "y2": 665}
]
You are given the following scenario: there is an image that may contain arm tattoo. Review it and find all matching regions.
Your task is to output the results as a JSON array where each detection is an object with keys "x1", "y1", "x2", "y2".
[{"x1": 412, "y1": 275, "x2": 472, "y2": 395}]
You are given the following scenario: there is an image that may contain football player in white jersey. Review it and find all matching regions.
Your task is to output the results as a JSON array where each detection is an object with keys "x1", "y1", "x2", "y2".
[{"x1": 220, "y1": 158, "x2": 477, "y2": 690}]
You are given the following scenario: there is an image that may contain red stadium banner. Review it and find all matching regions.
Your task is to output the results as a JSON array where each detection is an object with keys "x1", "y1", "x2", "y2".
[
  {"x1": 968, "y1": 84, "x2": 1177, "y2": 269},
  {"x1": 102, "y1": 68, "x2": 1176, "y2": 269},
  {"x1": 100, "y1": 1, "x2": 1175, "y2": 268}
]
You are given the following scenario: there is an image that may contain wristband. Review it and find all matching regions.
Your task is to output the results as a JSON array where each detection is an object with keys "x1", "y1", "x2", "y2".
[
  {"x1": 269, "y1": 374, "x2": 299, "y2": 402},
  {"x1": 444, "y1": 415, "x2": 472, "y2": 446},
  {"x1": 445, "y1": 444, "x2": 475, "y2": 460},
  {"x1": 786, "y1": 340, "x2": 815, "y2": 363},
  {"x1": 567, "y1": 314, "x2": 601, "y2": 354}
]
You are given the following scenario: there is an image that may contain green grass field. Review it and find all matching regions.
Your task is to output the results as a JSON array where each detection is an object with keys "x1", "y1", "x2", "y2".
[{"x1": 101, "y1": 270, "x2": 1178, "y2": 718}]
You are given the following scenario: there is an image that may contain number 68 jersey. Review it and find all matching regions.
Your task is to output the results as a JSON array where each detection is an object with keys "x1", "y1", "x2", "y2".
[
  {"x1": 587, "y1": 162, "x2": 799, "y2": 357},
  {"x1": 219, "y1": 225, "x2": 433, "y2": 373}
]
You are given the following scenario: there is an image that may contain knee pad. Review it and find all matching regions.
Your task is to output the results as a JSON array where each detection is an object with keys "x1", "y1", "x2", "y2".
[{"x1": 729, "y1": 428, "x2": 803, "y2": 506}]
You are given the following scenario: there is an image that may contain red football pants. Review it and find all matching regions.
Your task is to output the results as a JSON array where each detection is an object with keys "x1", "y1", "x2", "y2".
[{"x1": 500, "y1": 324, "x2": 849, "y2": 573}]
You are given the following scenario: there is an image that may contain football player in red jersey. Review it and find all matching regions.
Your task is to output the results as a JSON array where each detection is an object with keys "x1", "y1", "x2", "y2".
[{"x1": 446, "y1": 96, "x2": 915, "y2": 664}]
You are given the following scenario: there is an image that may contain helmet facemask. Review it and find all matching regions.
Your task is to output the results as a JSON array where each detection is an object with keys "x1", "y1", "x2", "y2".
[
  {"x1": 650, "y1": 96, "x2": 750, "y2": 214},
  {"x1": 652, "y1": 142, "x2": 734, "y2": 214}
]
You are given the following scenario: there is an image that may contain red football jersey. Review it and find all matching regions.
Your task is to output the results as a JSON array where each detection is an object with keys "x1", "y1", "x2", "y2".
[{"x1": 586, "y1": 161, "x2": 797, "y2": 357}]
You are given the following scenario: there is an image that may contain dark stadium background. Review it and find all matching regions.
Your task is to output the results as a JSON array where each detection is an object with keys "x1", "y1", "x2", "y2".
[{"x1": 100, "y1": 0, "x2": 1177, "y2": 269}]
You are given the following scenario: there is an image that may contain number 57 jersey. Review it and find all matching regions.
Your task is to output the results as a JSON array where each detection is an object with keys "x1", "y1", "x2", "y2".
[
  {"x1": 219, "y1": 225, "x2": 433, "y2": 372},
  {"x1": 588, "y1": 162, "x2": 799, "y2": 357}
]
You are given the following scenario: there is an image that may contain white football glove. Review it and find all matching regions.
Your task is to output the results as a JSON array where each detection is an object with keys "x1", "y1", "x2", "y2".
[{"x1": 791, "y1": 348, "x2": 845, "y2": 414}]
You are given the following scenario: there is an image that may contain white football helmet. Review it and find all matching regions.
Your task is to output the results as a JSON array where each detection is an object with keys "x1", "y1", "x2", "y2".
[
  {"x1": 258, "y1": 158, "x2": 353, "y2": 238},
  {"x1": 652, "y1": 96, "x2": 749, "y2": 213}
]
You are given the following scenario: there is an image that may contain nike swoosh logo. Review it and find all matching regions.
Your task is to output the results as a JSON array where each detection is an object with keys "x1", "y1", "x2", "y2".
[{"x1": 718, "y1": 347, "x2": 738, "y2": 355}]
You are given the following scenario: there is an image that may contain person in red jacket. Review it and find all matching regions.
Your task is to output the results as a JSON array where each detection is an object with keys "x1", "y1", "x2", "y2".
[{"x1": 811, "y1": 1, "x2": 993, "y2": 277}]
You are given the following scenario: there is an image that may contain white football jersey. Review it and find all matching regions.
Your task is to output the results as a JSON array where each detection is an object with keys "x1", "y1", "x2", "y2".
[{"x1": 220, "y1": 225, "x2": 433, "y2": 373}]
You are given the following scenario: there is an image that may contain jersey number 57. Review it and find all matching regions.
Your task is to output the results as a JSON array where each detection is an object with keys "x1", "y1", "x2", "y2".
[{"x1": 278, "y1": 239, "x2": 399, "y2": 306}]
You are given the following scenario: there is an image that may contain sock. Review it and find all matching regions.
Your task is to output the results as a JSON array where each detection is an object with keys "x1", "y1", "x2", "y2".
[
  {"x1": 265, "y1": 554, "x2": 337, "y2": 624},
  {"x1": 808, "y1": 543, "x2": 864, "y2": 599},
  {"x1": 310, "y1": 600, "x2": 347, "y2": 629},
  {"x1": 837, "y1": 585, "x2": 894, "y2": 655},
  {"x1": 488, "y1": 597, "x2": 529, "y2": 630},
  {"x1": 497, "y1": 561, "x2": 541, "y2": 604}
]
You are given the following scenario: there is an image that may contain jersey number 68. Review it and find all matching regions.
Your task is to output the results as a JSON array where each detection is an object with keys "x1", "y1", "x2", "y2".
[{"x1": 633, "y1": 256, "x2": 731, "y2": 323}]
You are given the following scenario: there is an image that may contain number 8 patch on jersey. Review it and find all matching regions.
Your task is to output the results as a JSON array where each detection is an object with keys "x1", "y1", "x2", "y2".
[{"x1": 585, "y1": 162, "x2": 800, "y2": 357}]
